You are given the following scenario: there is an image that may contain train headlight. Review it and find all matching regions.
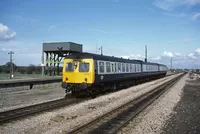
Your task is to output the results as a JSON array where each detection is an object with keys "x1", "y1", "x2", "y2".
[
  {"x1": 66, "y1": 77, "x2": 68, "y2": 81},
  {"x1": 85, "y1": 78, "x2": 87, "y2": 82}
]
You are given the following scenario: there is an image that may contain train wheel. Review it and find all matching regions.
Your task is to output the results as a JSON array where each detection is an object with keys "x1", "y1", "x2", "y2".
[
  {"x1": 71, "y1": 90, "x2": 77, "y2": 96},
  {"x1": 111, "y1": 83, "x2": 117, "y2": 92},
  {"x1": 88, "y1": 87, "x2": 98, "y2": 98}
]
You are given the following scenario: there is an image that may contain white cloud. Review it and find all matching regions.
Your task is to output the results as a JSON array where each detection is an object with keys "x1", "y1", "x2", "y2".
[
  {"x1": 188, "y1": 53, "x2": 196, "y2": 59},
  {"x1": 121, "y1": 48, "x2": 200, "y2": 69},
  {"x1": 154, "y1": 0, "x2": 175, "y2": 11},
  {"x1": 188, "y1": 53, "x2": 197, "y2": 59},
  {"x1": 122, "y1": 54, "x2": 144, "y2": 60},
  {"x1": 152, "y1": 56, "x2": 161, "y2": 61},
  {"x1": 163, "y1": 51, "x2": 174, "y2": 57},
  {"x1": 192, "y1": 12, "x2": 200, "y2": 20},
  {"x1": 183, "y1": 0, "x2": 200, "y2": 5},
  {"x1": 196, "y1": 48, "x2": 200, "y2": 55},
  {"x1": 154, "y1": 0, "x2": 200, "y2": 10},
  {"x1": 0, "y1": 48, "x2": 7, "y2": 52},
  {"x1": 0, "y1": 40, "x2": 42, "y2": 65},
  {"x1": 0, "y1": 23, "x2": 16, "y2": 41}
]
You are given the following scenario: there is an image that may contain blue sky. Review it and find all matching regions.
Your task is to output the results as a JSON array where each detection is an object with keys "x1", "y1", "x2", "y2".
[{"x1": 0, "y1": 0, "x2": 200, "y2": 69}]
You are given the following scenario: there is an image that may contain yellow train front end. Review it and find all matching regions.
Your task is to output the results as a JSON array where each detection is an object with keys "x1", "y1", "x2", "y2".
[{"x1": 61, "y1": 58, "x2": 95, "y2": 95}]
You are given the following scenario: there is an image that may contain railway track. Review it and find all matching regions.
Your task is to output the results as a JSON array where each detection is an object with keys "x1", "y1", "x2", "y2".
[
  {"x1": 69, "y1": 73, "x2": 185, "y2": 134},
  {"x1": 0, "y1": 73, "x2": 176, "y2": 125},
  {"x1": 0, "y1": 95, "x2": 85, "y2": 124}
]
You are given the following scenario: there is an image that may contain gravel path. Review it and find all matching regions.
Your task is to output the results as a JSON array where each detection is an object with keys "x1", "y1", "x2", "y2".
[
  {"x1": 0, "y1": 83, "x2": 65, "y2": 112},
  {"x1": 117, "y1": 73, "x2": 188, "y2": 134},
  {"x1": 161, "y1": 73, "x2": 200, "y2": 134},
  {"x1": 0, "y1": 74, "x2": 180, "y2": 134}
]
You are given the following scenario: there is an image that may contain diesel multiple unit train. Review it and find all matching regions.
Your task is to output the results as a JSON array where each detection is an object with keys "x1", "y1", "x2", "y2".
[{"x1": 61, "y1": 52, "x2": 167, "y2": 96}]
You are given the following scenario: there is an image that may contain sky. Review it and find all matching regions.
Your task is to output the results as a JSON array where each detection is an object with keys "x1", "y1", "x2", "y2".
[{"x1": 0, "y1": 0, "x2": 200, "y2": 69}]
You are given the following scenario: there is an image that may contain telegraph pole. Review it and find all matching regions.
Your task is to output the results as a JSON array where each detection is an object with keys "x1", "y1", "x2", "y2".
[
  {"x1": 8, "y1": 51, "x2": 14, "y2": 79},
  {"x1": 170, "y1": 57, "x2": 172, "y2": 70},
  {"x1": 99, "y1": 46, "x2": 103, "y2": 55},
  {"x1": 41, "y1": 48, "x2": 45, "y2": 77},
  {"x1": 145, "y1": 45, "x2": 147, "y2": 62}
]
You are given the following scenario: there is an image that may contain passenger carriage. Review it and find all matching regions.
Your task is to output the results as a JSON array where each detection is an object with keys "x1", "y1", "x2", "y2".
[{"x1": 61, "y1": 52, "x2": 167, "y2": 97}]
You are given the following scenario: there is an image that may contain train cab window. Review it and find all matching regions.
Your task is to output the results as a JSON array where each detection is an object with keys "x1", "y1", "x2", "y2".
[
  {"x1": 99, "y1": 61, "x2": 105, "y2": 73},
  {"x1": 118, "y1": 63, "x2": 121, "y2": 72},
  {"x1": 66, "y1": 63, "x2": 75, "y2": 72},
  {"x1": 106, "y1": 62, "x2": 111, "y2": 73},
  {"x1": 79, "y1": 62, "x2": 89, "y2": 72}
]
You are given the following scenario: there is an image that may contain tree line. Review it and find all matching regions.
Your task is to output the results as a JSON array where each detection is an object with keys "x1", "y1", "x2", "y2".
[{"x1": 0, "y1": 62, "x2": 42, "y2": 74}]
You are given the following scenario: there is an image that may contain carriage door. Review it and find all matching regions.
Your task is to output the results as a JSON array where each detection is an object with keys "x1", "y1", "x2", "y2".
[{"x1": 111, "y1": 63, "x2": 115, "y2": 73}]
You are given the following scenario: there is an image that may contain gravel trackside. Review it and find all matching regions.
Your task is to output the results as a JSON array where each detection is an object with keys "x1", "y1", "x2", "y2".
[
  {"x1": 161, "y1": 73, "x2": 200, "y2": 134},
  {"x1": 0, "y1": 85, "x2": 65, "y2": 112},
  {"x1": 117, "y1": 73, "x2": 188, "y2": 134},
  {"x1": 0, "y1": 74, "x2": 180, "y2": 134}
]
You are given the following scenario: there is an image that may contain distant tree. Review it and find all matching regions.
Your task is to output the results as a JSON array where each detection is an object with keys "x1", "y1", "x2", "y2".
[
  {"x1": 35, "y1": 66, "x2": 42, "y2": 74},
  {"x1": 27, "y1": 64, "x2": 35, "y2": 74},
  {"x1": 5, "y1": 62, "x2": 17, "y2": 70},
  {"x1": 2, "y1": 65, "x2": 10, "y2": 73},
  {"x1": 2, "y1": 62, "x2": 17, "y2": 73},
  {"x1": 0, "y1": 66, "x2": 2, "y2": 73},
  {"x1": 18, "y1": 67, "x2": 26, "y2": 74}
]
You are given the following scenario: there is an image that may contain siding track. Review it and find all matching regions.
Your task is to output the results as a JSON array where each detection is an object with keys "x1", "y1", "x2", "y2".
[{"x1": 69, "y1": 73, "x2": 185, "y2": 134}]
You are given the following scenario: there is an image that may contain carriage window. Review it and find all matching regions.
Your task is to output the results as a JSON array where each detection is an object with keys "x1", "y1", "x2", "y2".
[
  {"x1": 99, "y1": 61, "x2": 105, "y2": 73},
  {"x1": 143, "y1": 65, "x2": 146, "y2": 72},
  {"x1": 115, "y1": 63, "x2": 117, "y2": 72},
  {"x1": 135, "y1": 64, "x2": 137, "y2": 72},
  {"x1": 126, "y1": 64, "x2": 129, "y2": 72},
  {"x1": 66, "y1": 63, "x2": 75, "y2": 72},
  {"x1": 106, "y1": 62, "x2": 111, "y2": 73},
  {"x1": 130, "y1": 64, "x2": 133, "y2": 72},
  {"x1": 122, "y1": 63, "x2": 125, "y2": 72},
  {"x1": 118, "y1": 63, "x2": 121, "y2": 72},
  {"x1": 136, "y1": 64, "x2": 138, "y2": 72},
  {"x1": 79, "y1": 63, "x2": 89, "y2": 72},
  {"x1": 132, "y1": 64, "x2": 135, "y2": 72}
]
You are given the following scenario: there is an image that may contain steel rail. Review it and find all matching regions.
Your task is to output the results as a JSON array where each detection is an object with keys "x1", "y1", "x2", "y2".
[
  {"x1": 69, "y1": 73, "x2": 185, "y2": 134},
  {"x1": 0, "y1": 73, "x2": 176, "y2": 125},
  {"x1": 0, "y1": 95, "x2": 85, "y2": 124}
]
